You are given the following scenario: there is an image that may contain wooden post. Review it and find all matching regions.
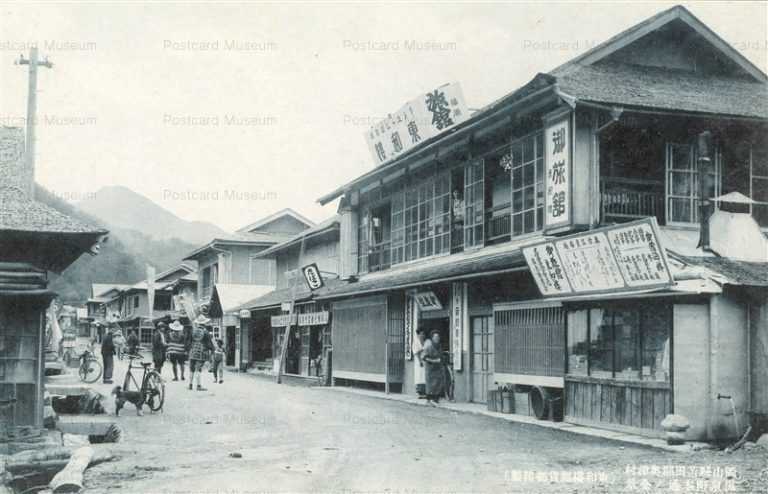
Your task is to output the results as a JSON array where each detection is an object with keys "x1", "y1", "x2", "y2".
[{"x1": 276, "y1": 232, "x2": 307, "y2": 384}]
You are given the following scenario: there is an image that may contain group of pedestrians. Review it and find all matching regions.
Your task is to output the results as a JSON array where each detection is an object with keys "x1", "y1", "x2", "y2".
[
  {"x1": 150, "y1": 315, "x2": 226, "y2": 391},
  {"x1": 97, "y1": 315, "x2": 226, "y2": 389}
]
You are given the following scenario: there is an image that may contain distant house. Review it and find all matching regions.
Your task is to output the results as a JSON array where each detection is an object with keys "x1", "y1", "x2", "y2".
[
  {"x1": 232, "y1": 215, "x2": 340, "y2": 377},
  {"x1": 184, "y1": 208, "x2": 314, "y2": 343},
  {"x1": 0, "y1": 127, "x2": 106, "y2": 432}
]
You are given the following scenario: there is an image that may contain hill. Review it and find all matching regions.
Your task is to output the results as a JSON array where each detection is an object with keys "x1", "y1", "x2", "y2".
[{"x1": 76, "y1": 185, "x2": 229, "y2": 246}]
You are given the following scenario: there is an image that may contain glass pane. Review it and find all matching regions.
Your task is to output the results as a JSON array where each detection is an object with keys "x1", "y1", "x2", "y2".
[
  {"x1": 671, "y1": 144, "x2": 692, "y2": 170},
  {"x1": 754, "y1": 204, "x2": 768, "y2": 228},
  {"x1": 671, "y1": 171, "x2": 692, "y2": 196},
  {"x1": 567, "y1": 310, "x2": 588, "y2": 376},
  {"x1": 512, "y1": 167, "x2": 522, "y2": 188},
  {"x1": 523, "y1": 210, "x2": 535, "y2": 233},
  {"x1": 512, "y1": 190, "x2": 523, "y2": 211},
  {"x1": 669, "y1": 197, "x2": 692, "y2": 223},
  {"x1": 523, "y1": 163, "x2": 534, "y2": 186},
  {"x1": 523, "y1": 136, "x2": 534, "y2": 163},
  {"x1": 753, "y1": 178, "x2": 768, "y2": 203},
  {"x1": 642, "y1": 307, "x2": 671, "y2": 382},
  {"x1": 613, "y1": 309, "x2": 640, "y2": 380},
  {"x1": 753, "y1": 138, "x2": 768, "y2": 176},
  {"x1": 589, "y1": 309, "x2": 613, "y2": 378},
  {"x1": 536, "y1": 158, "x2": 544, "y2": 182},
  {"x1": 523, "y1": 186, "x2": 535, "y2": 210}
]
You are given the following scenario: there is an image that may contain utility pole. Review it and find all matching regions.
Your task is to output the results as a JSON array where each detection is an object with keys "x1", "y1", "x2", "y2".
[{"x1": 16, "y1": 47, "x2": 53, "y2": 199}]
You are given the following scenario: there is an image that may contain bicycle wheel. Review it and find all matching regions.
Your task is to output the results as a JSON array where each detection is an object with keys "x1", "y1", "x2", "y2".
[
  {"x1": 143, "y1": 371, "x2": 165, "y2": 412},
  {"x1": 79, "y1": 359, "x2": 103, "y2": 383}
]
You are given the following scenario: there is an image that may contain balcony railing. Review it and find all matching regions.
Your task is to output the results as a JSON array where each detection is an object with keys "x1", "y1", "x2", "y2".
[
  {"x1": 600, "y1": 177, "x2": 664, "y2": 224},
  {"x1": 367, "y1": 241, "x2": 391, "y2": 272},
  {"x1": 485, "y1": 203, "x2": 511, "y2": 244}
]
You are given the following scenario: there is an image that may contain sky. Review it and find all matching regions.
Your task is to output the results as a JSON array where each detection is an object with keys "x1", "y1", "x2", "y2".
[{"x1": 1, "y1": 1, "x2": 766, "y2": 232}]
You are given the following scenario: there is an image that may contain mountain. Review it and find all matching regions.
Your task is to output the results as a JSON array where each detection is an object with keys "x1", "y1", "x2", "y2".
[
  {"x1": 77, "y1": 185, "x2": 229, "y2": 246},
  {"x1": 35, "y1": 185, "x2": 201, "y2": 303}
]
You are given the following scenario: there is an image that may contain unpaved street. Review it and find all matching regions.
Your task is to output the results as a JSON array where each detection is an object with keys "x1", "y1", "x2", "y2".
[{"x1": 72, "y1": 358, "x2": 768, "y2": 494}]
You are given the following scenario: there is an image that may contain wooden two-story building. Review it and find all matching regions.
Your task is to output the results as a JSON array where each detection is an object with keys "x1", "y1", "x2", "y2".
[
  {"x1": 233, "y1": 216, "x2": 341, "y2": 378},
  {"x1": 185, "y1": 209, "x2": 314, "y2": 351},
  {"x1": 316, "y1": 6, "x2": 768, "y2": 441}
]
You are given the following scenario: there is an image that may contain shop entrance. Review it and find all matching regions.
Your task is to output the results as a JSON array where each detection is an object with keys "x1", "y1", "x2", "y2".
[
  {"x1": 225, "y1": 326, "x2": 236, "y2": 366},
  {"x1": 471, "y1": 315, "x2": 494, "y2": 403},
  {"x1": 418, "y1": 316, "x2": 450, "y2": 359}
]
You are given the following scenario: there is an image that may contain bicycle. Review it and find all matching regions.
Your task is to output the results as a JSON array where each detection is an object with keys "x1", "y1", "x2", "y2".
[
  {"x1": 122, "y1": 354, "x2": 165, "y2": 413},
  {"x1": 78, "y1": 349, "x2": 103, "y2": 383}
]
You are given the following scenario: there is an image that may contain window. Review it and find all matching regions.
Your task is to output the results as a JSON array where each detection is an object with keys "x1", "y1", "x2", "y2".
[
  {"x1": 751, "y1": 136, "x2": 768, "y2": 227},
  {"x1": 153, "y1": 294, "x2": 171, "y2": 311},
  {"x1": 418, "y1": 181, "x2": 434, "y2": 257},
  {"x1": 202, "y1": 267, "x2": 211, "y2": 290},
  {"x1": 357, "y1": 202, "x2": 392, "y2": 272},
  {"x1": 666, "y1": 142, "x2": 721, "y2": 224},
  {"x1": 404, "y1": 183, "x2": 419, "y2": 262},
  {"x1": 566, "y1": 304, "x2": 670, "y2": 382},
  {"x1": 391, "y1": 190, "x2": 405, "y2": 264},
  {"x1": 133, "y1": 296, "x2": 139, "y2": 309},
  {"x1": 464, "y1": 159, "x2": 484, "y2": 248},
  {"x1": 510, "y1": 132, "x2": 544, "y2": 236},
  {"x1": 434, "y1": 173, "x2": 451, "y2": 255}
]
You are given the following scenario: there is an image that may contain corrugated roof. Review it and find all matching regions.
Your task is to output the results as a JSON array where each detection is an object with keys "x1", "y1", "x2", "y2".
[
  {"x1": 556, "y1": 62, "x2": 768, "y2": 119},
  {"x1": 679, "y1": 256, "x2": 768, "y2": 287}
]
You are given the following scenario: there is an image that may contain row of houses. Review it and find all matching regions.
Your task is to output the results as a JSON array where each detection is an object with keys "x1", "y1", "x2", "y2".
[{"x1": 90, "y1": 5, "x2": 767, "y2": 443}]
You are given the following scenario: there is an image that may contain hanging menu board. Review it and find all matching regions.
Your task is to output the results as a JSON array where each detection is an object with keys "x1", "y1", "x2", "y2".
[{"x1": 523, "y1": 217, "x2": 673, "y2": 298}]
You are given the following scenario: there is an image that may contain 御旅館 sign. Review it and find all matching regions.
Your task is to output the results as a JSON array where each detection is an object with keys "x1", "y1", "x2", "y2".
[
  {"x1": 522, "y1": 217, "x2": 674, "y2": 297},
  {"x1": 365, "y1": 82, "x2": 469, "y2": 166}
]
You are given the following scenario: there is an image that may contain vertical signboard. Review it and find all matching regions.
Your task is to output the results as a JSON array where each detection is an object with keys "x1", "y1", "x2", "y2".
[
  {"x1": 451, "y1": 282, "x2": 464, "y2": 370},
  {"x1": 544, "y1": 117, "x2": 571, "y2": 230},
  {"x1": 404, "y1": 292, "x2": 415, "y2": 360}
]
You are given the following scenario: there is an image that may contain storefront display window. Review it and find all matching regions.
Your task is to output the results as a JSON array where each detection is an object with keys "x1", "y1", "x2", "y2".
[{"x1": 567, "y1": 304, "x2": 670, "y2": 382}]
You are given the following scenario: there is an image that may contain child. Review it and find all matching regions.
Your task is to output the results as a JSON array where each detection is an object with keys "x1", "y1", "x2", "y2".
[{"x1": 212, "y1": 338, "x2": 225, "y2": 384}]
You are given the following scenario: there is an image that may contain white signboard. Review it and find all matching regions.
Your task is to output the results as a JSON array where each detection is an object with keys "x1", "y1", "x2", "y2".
[
  {"x1": 414, "y1": 291, "x2": 443, "y2": 311},
  {"x1": 404, "y1": 293, "x2": 415, "y2": 360},
  {"x1": 271, "y1": 311, "x2": 329, "y2": 327},
  {"x1": 366, "y1": 82, "x2": 469, "y2": 166},
  {"x1": 523, "y1": 218, "x2": 673, "y2": 297},
  {"x1": 302, "y1": 263, "x2": 324, "y2": 291},
  {"x1": 451, "y1": 282, "x2": 464, "y2": 370},
  {"x1": 544, "y1": 118, "x2": 571, "y2": 229}
]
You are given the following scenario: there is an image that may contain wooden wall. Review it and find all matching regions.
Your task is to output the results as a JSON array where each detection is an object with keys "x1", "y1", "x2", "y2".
[
  {"x1": 0, "y1": 296, "x2": 46, "y2": 430},
  {"x1": 750, "y1": 299, "x2": 768, "y2": 413},
  {"x1": 565, "y1": 376, "x2": 671, "y2": 432},
  {"x1": 494, "y1": 305, "x2": 564, "y2": 377}
]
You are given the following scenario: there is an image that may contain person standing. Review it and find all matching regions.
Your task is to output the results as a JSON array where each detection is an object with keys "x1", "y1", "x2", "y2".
[
  {"x1": 188, "y1": 315, "x2": 215, "y2": 391},
  {"x1": 212, "y1": 338, "x2": 225, "y2": 384},
  {"x1": 127, "y1": 330, "x2": 140, "y2": 356},
  {"x1": 113, "y1": 327, "x2": 126, "y2": 360},
  {"x1": 101, "y1": 329, "x2": 115, "y2": 384},
  {"x1": 166, "y1": 320, "x2": 188, "y2": 381},
  {"x1": 422, "y1": 330, "x2": 445, "y2": 405},
  {"x1": 152, "y1": 322, "x2": 168, "y2": 374},
  {"x1": 412, "y1": 329, "x2": 427, "y2": 398}
]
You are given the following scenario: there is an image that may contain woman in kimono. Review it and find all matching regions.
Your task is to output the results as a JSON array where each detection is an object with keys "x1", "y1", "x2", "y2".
[
  {"x1": 412, "y1": 329, "x2": 427, "y2": 397},
  {"x1": 422, "y1": 330, "x2": 445, "y2": 405}
]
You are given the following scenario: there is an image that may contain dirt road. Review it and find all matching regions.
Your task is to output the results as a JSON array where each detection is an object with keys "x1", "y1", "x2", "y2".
[{"x1": 76, "y1": 357, "x2": 767, "y2": 494}]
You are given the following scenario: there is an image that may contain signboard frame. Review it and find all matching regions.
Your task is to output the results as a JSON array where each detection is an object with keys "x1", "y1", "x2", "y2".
[
  {"x1": 302, "y1": 263, "x2": 324, "y2": 291},
  {"x1": 523, "y1": 217, "x2": 674, "y2": 298}
]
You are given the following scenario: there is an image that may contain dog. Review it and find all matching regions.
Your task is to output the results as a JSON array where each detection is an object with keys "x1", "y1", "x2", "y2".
[{"x1": 111, "y1": 385, "x2": 145, "y2": 416}]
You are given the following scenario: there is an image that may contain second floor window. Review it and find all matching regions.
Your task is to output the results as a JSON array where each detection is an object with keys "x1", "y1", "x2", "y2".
[
  {"x1": 666, "y1": 142, "x2": 721, "y2": 225},
  {"x1": 510, "y1": 132, "x2": 545, "y2": 236}
]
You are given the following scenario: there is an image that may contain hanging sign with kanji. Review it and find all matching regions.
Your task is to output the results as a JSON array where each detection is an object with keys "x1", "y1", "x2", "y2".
[
  {"x1": 523, "y1": 217, "x2": 673, "y2": 298},
  {"x1": 302, "y1": 263, "x2": 324, "y2": 291},
  {"x1": 365, "y1": 82, "x2": 469, "y2": 166},
  {"x1": 544, "y1": 117, "x2": 571, "y2": 229}
]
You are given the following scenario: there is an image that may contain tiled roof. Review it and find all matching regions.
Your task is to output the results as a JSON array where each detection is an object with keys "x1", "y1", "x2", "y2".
[
  {"x1": 0, "y1": 187, "x2": 106, "y2": 235},
  {"x1": 316, "y1": 241, "x2": 533, "y2": 300},
  {"x1": 555, "y1": 62, "x2": 768, "y2": 119},
  {"x1": 679, "y1": 256, "x2": 768, "y2": 287}
]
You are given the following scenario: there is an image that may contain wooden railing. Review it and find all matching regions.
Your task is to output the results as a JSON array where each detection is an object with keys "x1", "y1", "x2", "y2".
[
  {"x1": 600, "y1": 177, "x2": 664, "y2": 223},
  {"x1": 485, "y1": 203, "x2": 511, "y2": 243}
]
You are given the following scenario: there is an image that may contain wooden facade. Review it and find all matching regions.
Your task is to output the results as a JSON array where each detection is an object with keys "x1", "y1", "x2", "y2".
[
  {"x1": 565, "y1": 376, "x2": 671, "y2": 434},
  {"x1": 493, "y1": 304, "x2": 565, "y2": 385},
  {"x1": 332, "y1": 295, "x2": 389, "y2": 382}
]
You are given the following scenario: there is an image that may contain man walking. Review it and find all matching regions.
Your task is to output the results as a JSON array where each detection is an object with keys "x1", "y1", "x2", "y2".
[
  {"x1": 152, "y1": 322, "x2": 168, "y2": 374},
  {"x1": 101, "y1": 328, "x2": 115, "y2": 384},
  {"x1": 188, "y1": 315, "x2": 214, "y2": 391},
  {"x1": 166, "y1": 320, "x2": 188, "y2": 381}
]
